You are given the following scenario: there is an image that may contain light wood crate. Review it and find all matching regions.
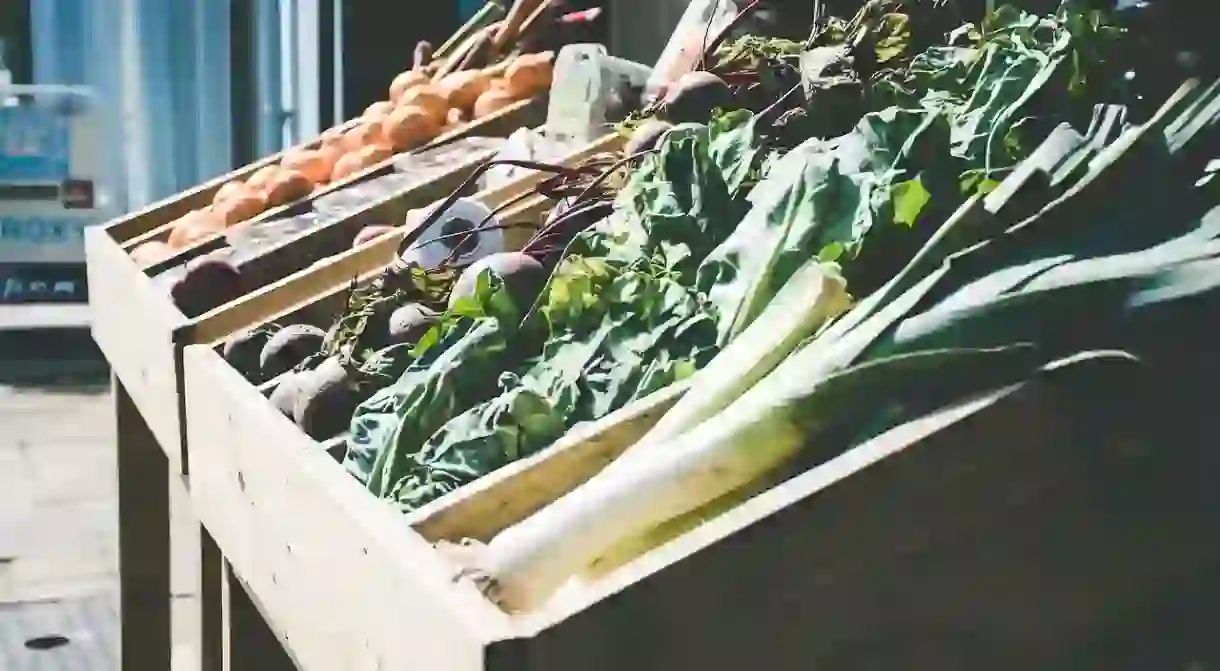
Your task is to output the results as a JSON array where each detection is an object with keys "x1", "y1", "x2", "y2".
[
  {"x1": 182, "y1": 336, "x2": 1220, "y2": 669},
  {"x1": 85, "y1": 97, "x2": 546, "y2": 471}
]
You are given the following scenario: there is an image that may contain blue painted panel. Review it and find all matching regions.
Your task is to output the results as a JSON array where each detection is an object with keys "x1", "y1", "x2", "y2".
[{"x1": 0, "y1": 105, "x2": 71, "y2": 182}]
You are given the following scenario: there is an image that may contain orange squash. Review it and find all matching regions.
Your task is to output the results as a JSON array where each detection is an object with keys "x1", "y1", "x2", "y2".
[
  {"x1": 168, "y1": 209, "x2": 225, "y2": 248},
  {"x1": 246, "y1": 165, "x2": 282, "y2": 192},
  {"x1": 389, "y1": 69, "x2": 430, "y2": 103},
  {"x1": 397, "y1": 84, "x2": 449, "y2": 125},
  {"x1": 331, "y1": 152, "x2": 366, "y2": 182},
  {"x1": 281, "y1": 148, "x2": 335, "y2": 185},
  {"x1": 382, "y1": 105, "x2": 441, "y2": 151},
  {"x1": 342, "y1": 121, "x2": 389, "y2": 152},
  {"x1": 473, "y1": 84, "x2": 517, "y2": 119},
  {"x1": 363, "y1": 100, "x2": 395, "y2": 120},
  {"x1": 263, "y1": 169, "x2": 314, "y2": 207},
  {"x1": 216, "y1": 190, "x2": 268, "y2": 226},
  {"x1": 504, "y1": 51, "x2": 554, "y2": 99},
  {"x1": 212, "y1": 180, "x2": 247, "y2": 206},
  {"x1": 438, "y1": 69, "x2": 493, "y2": 111}
]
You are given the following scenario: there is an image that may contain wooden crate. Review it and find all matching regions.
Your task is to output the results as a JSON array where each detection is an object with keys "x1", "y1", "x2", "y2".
[
  {"x1": 86, "y1": 99, "x2": 547, "y2": 471},
  {"x1": 182, "y1": 330, "x2": 1220, "y2": 669}
]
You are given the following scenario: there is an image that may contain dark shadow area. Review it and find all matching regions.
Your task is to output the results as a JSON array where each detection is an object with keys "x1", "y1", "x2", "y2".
[{"x1": 0, "y1": 328, "x2": 109, "y2": 389}]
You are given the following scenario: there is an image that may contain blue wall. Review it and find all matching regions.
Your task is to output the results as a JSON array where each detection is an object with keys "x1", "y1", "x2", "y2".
[{"x1": 30, "y1": 0, "x2": 236, "y2": 212}]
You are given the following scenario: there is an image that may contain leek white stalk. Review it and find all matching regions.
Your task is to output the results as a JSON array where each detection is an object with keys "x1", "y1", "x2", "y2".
[
  {"x1": 464, "y1": 261, "x2": 851, "y2": 611},
  {"x1": 570, "y1": 260, "x2": 849, "y2": 578},
  {"x1": 464, "y1": 338, "x2": 1038, "y2": 611},
  {"x1": 635, "y1": 259, "x2": 850, "y2": 450}
]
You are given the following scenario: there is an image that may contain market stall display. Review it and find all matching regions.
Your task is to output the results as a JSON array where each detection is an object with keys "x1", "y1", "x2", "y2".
[
  {"x1": 93, "y1": 0, "x2": 1220, "y2": 668},
  {"x1": 87, "y1": 19, "x2": 563, "y2": 467}
]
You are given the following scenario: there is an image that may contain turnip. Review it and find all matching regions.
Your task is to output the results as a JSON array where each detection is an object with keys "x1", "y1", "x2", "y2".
[
  {"x1": 447, "y1": 252, "x2": 547, "y2": 311},
  {"x1": 259, "y1": 324, "x2": 326, "y2": 379},
  {"x1": 624, "y1": 120, "x2": 674, "y2": 155},
  {"x1": 387, "y1": 302, "x2": 439, "y2": 344}
]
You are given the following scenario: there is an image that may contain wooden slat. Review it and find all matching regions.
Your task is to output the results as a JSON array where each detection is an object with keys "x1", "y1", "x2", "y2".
[
  {"x1": 184, "y1": 345, "x2": 514, "y2": 671},
  {"x1": 87, "y1": 227, "x2": 187, "y2": 465}
]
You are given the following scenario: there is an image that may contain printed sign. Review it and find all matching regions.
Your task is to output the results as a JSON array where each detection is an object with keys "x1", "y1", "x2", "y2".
[
  {"x1": 0, "y1": 87, "x2": 107, "y2": 306},
  {"x1": 0, "y1": 104, "x2": 72, "y2": 183}
]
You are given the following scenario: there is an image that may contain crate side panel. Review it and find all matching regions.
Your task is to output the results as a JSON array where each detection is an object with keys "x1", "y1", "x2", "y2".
[
  {"x1": 85, "y1": 227, "x2": 185, "y2": 468},
  {"x1": 524, "y1": 373, "x2": 1220, "y2": 670},
  {"x1": 184, "y1": 345, "x2": 510, "y2": 671}
]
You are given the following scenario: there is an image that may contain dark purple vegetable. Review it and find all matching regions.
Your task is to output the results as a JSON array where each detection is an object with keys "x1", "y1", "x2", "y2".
[
  {"x1": 625, "y1": 120, "x2": 674, "y2": 155},
  {"x1": 268, "y1": 372, "x2": 304, "y2": 418},
  {"x1": 447, "y1": 251, "x2": 548, "y2": 311},
  {"x1": 259, "y1": 324, "x2": 326, "y2": 379},
  {"x1": 387, "y1": 302, "x2": 439, "y2": 344},
  {"x1": 292, "y1": 356, "x2": 362, "y2": 440},
  {"x1": 660, "y1": 71, "x2": 733, "y2": 124},
  {"x1": 222, "y1": 325, "x2": 281, "y2": 383},
  {"x1": 170, "y1": 255, "x2": 244, "y2": 317}
]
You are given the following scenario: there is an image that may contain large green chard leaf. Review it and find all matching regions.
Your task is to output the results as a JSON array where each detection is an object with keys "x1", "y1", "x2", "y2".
[{"x1": 388, "y1": 261, "x2": 719, "y2": 512}]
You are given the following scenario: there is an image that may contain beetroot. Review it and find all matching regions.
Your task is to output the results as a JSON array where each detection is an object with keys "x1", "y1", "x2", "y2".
[
  {"x1": 268, "y1": 372, "x2": 303, "y2": 418},
  {"x1": 170, "y1": 254, "x2": 243, "y2": 316},
  {"x1": 259, "y1": 324, "x2": 326, "y2": 379},
  {"x1": 447, "y1": 251, "x2": 548, "y2": 311},
  {"x1": 222, "y1": 325, "x2": 280, "y2": 383},
  {"x1": 292, "y1": 357, "x2": 362, "y2": 440},
  {"x1": 660, "y1": 71, "x2": 733, "y2": 124}
]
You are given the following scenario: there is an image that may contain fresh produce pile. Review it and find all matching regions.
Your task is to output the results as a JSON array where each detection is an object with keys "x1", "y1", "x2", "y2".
[
  {"x1": 129, "y1": 1, "x2": 573, "y2": 321},
  {"x1": 222, "y1": 0, "x2": 1220, "y2": 612}
]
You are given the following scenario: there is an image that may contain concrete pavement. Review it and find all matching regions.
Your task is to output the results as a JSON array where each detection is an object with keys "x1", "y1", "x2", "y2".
[{"x1": 0, "y1": 326, "x2": 200, "y2": 669}]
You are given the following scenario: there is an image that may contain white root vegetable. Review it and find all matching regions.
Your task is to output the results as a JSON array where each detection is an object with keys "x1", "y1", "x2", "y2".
[
  {"x1": 571, "y1": 260, "x2": 850, "y2": 578},
  {"x1": 457, "y1": 260, "x2": 851, "y2": 611},
  {"x1": 463, "y1": 338, "x2": 1038, "y2": 611},
  {"x1": 630, "y1": 261, "x2": 849, "y2": 451}
]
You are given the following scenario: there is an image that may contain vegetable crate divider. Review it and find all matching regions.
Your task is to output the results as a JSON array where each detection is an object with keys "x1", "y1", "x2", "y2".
[
  {"x1": 182, "y1": 318, "x2": 1220, "y2": 670},
  {"x1": 85, "y1": 97, "x2": 546, "y2": 472}
]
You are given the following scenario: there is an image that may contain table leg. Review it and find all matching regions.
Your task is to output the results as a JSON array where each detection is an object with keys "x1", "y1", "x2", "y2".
[
  {"x1": 115, "y1": 377, "x2": 172, "y2": 671},
  {"x1": 222, "y1": 560, "x2": 299, "y2": 670},
  {"x1": 200, "y1": 527, "x2": 224, "y2": 671}
]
